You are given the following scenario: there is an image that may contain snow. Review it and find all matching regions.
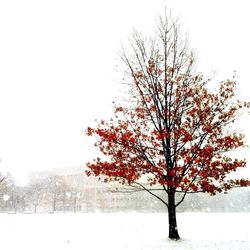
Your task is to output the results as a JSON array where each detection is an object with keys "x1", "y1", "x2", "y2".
[{"x1": 0, "y1": 212, "x2": 249, "y2": 249}]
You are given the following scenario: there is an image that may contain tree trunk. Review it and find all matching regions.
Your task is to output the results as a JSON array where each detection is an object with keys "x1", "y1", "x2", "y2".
[
  {"x1": 168, "y1": 191, "x2": 180, "y2": 240},
  {"x1": 53, "y1": 194, "x2": 56, "y2": 212},
  {"x1": 74, "y1": 197, "x2": 77, "y2": 213}
]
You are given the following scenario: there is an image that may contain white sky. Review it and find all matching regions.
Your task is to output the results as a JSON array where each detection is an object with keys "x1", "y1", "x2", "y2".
[{"x1": 0, "y1": 0, "x2": 250, "y2": 185}]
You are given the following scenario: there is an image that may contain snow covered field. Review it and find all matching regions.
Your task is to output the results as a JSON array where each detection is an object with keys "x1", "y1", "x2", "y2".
[{"x1": 0, "y1": 212, "x2": 249, "y2": 250}]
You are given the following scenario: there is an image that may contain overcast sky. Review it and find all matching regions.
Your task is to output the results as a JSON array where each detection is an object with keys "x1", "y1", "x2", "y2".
[{"x1": 0, "y1": 0, "x2": 249, "y2": 185}]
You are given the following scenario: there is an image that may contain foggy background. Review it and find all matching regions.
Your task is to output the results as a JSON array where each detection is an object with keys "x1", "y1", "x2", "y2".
[{"x1": 0, "y1": 0, "x2": 249, "y2": 212}]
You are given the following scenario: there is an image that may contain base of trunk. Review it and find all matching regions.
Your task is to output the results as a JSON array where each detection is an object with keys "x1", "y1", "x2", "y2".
[
  {"x1": 168, "y1": 191, "x2": 180, "y2": 240},
  {"x1": 169, "y1": 227, "x2": 180, "y2": 240}
]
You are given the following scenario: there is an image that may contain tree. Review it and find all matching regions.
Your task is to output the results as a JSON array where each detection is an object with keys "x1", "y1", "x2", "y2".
[
  {"x1": 48, "y1": 175, "x2": 69, "y2": 212},
  {"x1": 0, "y1": 172, "x2": 10, "y2": 212},
  {"x1": 0, "y1": 172, "x2": 17, "y2": 213},
  {"x1": 26, "y1": 180, "x2": 47, "y2": 213},
  {"x1": 85, "y1": 13, "x2": 250, "y2": 240}
]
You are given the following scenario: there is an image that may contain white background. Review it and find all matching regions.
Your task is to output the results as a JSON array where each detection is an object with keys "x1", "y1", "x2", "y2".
[{"x1": 0, "y1": 0, "x2": 249, "y2": 185}]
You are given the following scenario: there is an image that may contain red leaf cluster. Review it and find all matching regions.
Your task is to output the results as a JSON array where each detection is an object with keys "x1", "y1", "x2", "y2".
[{"x1": 85, "y1": 58, "x2": 250, "y2": 195}]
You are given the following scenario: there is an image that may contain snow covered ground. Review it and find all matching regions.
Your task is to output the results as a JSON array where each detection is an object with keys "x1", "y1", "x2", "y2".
[{"x1": 0, "y1": 212, "x2": 249, "y2": 250}]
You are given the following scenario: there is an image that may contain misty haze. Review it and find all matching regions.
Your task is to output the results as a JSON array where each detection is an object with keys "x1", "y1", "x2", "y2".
[{"x1": 0, "y1": 0, "x2": 250, "y2": 249}]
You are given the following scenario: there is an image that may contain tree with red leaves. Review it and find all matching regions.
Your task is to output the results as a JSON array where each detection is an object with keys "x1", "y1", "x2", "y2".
[{"x1": 85, "y1": 14, "x2": 250, "y2": 240}]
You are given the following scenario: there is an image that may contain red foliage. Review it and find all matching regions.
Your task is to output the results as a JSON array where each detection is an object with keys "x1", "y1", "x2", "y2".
[{"x1": 85, "y1": 59, "x2": 250, "y2": 195}]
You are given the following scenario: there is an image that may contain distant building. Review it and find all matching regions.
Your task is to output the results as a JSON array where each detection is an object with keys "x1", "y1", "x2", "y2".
[{"x1": 26, "y1": 166, "x2": 165, "y2": 212}]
